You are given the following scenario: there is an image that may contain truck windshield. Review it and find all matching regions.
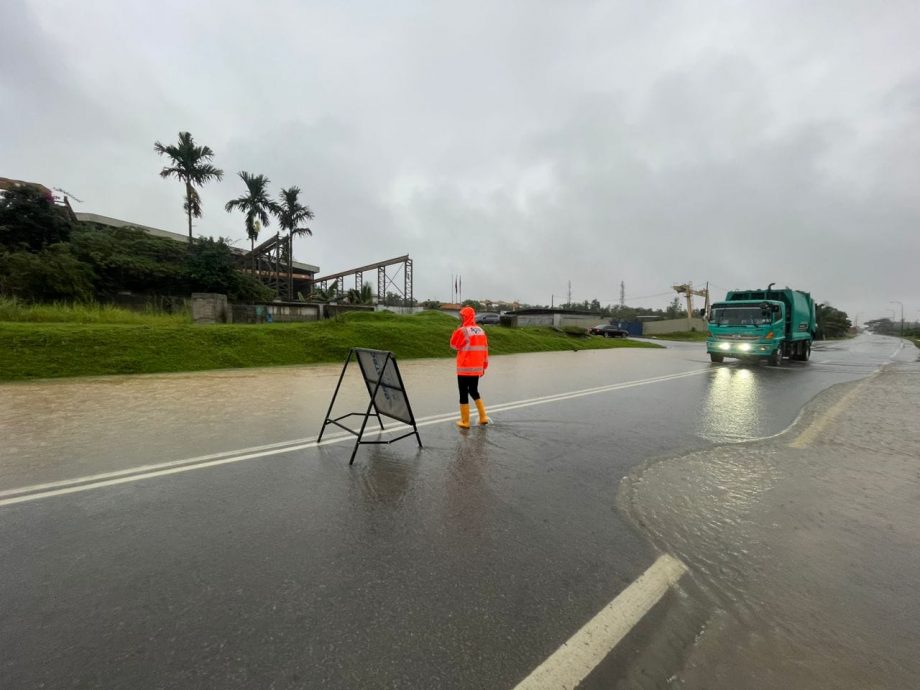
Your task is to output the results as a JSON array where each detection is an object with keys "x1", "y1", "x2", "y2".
[{"x1": 709, "y1": 307, "x2": 772, "y2": 326}]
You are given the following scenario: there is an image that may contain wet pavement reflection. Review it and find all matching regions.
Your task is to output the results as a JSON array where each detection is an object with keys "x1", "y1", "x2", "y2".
[
  {"x1": 620, "y1": 336, "x2": 920, "y2": 688},
  {"x1": 0, "y1": 333, "x2": 913, "y2": 688}
]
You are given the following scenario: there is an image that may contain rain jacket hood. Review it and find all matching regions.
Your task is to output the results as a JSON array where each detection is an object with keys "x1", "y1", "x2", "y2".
[{"x1": 451, "y1": 307, "x2": 488, "y2": 376}]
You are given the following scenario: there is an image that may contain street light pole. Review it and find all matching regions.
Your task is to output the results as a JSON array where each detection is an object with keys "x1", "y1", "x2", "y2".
[{"x1": 890, "y1": 300, "x2": 904, "y2": 336}]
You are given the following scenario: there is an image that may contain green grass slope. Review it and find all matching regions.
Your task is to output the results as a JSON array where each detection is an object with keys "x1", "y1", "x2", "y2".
[{"x1": 0, "y1": 310, "x2": 661, "y2": 381}]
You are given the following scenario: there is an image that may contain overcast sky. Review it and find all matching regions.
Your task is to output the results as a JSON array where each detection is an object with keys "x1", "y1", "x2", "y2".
[{"x1": 3, "y1": 0, "x2": 918, "y2": 321}]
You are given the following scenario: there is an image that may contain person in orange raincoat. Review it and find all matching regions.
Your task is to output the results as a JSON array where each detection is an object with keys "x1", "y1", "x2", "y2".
[{"x1": 450, "y1": 306, "x2": 491, "y2": 428}]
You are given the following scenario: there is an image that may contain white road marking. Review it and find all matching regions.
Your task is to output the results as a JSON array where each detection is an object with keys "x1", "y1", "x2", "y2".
[
  {"x1": 513, "y1": 554, "x2": 687, "y2": 690},
  {"x1": 0, "y1": 369, "x2": 708, "y2": 508}
]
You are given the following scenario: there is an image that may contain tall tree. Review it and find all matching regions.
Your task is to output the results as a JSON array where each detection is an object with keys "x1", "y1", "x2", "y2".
[
  {"x1": 274, "y1": 186, "x2": 314, "y2": 240},
  {"x1": 154, "y1": 131, "x2": 224, "y2": 240},
  {"x1": 273, "y1": 186, "x2": 315, "y2": 298},
  {"x1": 224, "y1": 172, "x2": 276, "y2": 271},
  {"x1": 816, "y1": 303, "x2": 852, "y2": 339}
]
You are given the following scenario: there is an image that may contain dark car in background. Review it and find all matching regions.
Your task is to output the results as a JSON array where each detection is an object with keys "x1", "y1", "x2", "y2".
[
  {"x1": 475, "y1": 312, "x2": 501, "y2": 325},
  {"x1": 589, "y1": 323, "x2": 629, "y2": 338}
]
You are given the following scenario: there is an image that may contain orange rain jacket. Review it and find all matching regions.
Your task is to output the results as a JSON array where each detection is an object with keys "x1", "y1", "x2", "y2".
[{"x1": 450, "y1": 307, "x2": 489, "y2": 376}]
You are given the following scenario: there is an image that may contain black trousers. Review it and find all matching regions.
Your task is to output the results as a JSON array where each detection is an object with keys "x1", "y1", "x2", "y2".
[{"x1": 457, "y1": 375, "x2": 481, "y2": 404}]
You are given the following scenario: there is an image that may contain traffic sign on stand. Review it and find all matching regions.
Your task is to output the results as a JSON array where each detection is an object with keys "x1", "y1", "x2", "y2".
[{"x1": 317, "y1": 348, "x2": 422, "y2": 464}]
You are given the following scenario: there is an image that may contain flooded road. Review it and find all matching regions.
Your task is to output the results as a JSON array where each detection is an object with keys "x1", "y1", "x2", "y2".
[
  {"x1": 620, "y1": 338, "x2": 920, "y2": 688},
  {"x1": 0, "y1": 334, "x2": 911, "y2": 687}
]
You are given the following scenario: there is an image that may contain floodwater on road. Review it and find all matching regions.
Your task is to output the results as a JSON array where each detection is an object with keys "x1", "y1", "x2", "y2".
[
  {"x1": 0, "y1": 334, "x2": 914, "y2": 688},
  {"x1": 0, "y1": 346, "x2": 705, "y2": 491},
  {"x1": 619, "y1": 343, "x2": 920, "y2": 688}
]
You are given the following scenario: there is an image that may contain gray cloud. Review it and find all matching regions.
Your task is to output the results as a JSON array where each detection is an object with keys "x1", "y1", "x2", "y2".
[{"x1": 3, "y1": 0, "x2": 918, "y2": 320}]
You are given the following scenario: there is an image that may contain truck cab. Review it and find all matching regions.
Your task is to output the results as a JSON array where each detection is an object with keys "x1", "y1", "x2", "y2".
[
  {"x1": 706, "y1": 286, "x2": 816, "y2": 365},
  {"x1": 706, "y1": 300, "x2": 786, "y2": 364}
]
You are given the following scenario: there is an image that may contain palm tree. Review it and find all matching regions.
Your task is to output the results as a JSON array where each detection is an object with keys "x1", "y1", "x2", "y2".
[
  {"x1": 273, "y1": 186, "x2": 314, "y2": 297},
  {"x1": 309, "y1": 283, "x2": 339, "y2": 303},
  {"x1": 347, "y1": 282, "x2": 374, "y2": 305},
  {"x1": 183, "y1": 187, "x2": 201, "y2": 222},
  {"x1": 224, "y1": 172, "x2": 276, "y2": 272},
  {"x1": 274, "y1": 186, "x2": 315, "y2": 239},
  {"x1": 154, "y1": 131, "x2": 223, "y2": 240}
]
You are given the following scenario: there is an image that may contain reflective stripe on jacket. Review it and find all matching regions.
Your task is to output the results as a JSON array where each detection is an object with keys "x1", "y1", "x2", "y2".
[{"x1": 451, "y1": 309, "x2": 489, "y2": 376}]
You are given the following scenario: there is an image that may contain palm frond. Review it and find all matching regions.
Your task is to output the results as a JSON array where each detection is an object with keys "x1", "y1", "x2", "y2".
[{"x1": 275, "y1": 185, "x2": 316, "y2": 236}]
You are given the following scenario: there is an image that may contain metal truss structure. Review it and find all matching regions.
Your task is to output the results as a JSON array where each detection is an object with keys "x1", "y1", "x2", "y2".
[
  {"x1": 313, "y1": 255, "x2": 414, "y2": 306},
  {"x1": 247, "y1": 233, "x2": 294, "y2": 300}
]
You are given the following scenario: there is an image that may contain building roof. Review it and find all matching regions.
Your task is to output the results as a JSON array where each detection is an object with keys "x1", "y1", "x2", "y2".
[{"x1": 0, "y1": 177, "x2": 54, "y2": 198}]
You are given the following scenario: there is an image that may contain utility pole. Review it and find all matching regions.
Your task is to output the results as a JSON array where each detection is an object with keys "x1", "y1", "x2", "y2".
[
  {"x1": 620, "y1": 281, "x2": 625, "y2": 308},
  {"x1": 567, "y1": 281, "x2": 572, "y2": 307},
  {"x1": 890, "y1": 300, "x2": 904, "y2": 336}
]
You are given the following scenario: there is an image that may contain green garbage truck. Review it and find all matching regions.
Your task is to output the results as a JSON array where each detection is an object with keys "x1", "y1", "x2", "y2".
[{"x1": 706, "y1": 284, "x2": 817, "y2": 365}]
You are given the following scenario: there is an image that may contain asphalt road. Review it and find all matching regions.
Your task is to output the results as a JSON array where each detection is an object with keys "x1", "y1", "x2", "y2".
[{"x1": 0, "y1": 334, "x2": 907, "y2": 688}]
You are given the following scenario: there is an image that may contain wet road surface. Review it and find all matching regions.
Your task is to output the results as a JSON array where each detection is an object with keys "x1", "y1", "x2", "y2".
[
  {"x1": 621, "y1": 337, "x2": 920, "y2": 689},
  {"x1": 0, "y1": 334, "x2": 908, "y2": 687}
]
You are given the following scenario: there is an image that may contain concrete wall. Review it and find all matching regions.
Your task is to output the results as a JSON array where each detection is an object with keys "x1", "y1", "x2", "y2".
[
  {"x1": 231, "y1": 301, "x2": 321, "y2": 323},
  {"x1": 191, "y1": 293, "x2": 230, "y2": 324},
  {"x1": 642, "y1": 317, "x2": 709, "y2": 334},
  {"x1": 511, "y1": 313, "x2": 600, "y2": 329}
]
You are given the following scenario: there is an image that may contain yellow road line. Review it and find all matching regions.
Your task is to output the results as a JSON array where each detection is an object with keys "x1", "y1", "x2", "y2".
[{"x1": 789, "y1": 379, "x2": 869, "y2": 448}]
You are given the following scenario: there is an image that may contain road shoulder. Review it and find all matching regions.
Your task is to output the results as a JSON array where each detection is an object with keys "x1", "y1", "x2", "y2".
[{"x1": 617, "y1": 357, "x2": 920, "y2": 688}]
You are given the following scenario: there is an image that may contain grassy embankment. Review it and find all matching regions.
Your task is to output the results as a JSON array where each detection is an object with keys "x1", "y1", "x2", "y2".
[
  {"x1": 643, "y1": 330, "x2": 710, "y2": 341},
  {"x1": 0, "y1": 300, "x2": 661, "y2": 381}
]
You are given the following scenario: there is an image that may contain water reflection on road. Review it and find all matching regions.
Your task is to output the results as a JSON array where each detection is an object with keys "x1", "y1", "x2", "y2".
[{"x1": 700, "y1": 366, "x2": 761, "y2": 442}]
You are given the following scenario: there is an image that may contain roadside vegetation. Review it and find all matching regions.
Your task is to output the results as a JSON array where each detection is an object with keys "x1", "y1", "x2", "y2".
[
  {"x1": 642, "y1": 330, "x2": 710, "y2": 342},
  {"x1": 0, "y1": 297, "x2": 190, "y2": 325},
  {"x1": 0, "y1": 310, "x2": 661, "y2": 381}
]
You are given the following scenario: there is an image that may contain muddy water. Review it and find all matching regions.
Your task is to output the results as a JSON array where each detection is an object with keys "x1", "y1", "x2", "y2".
[
  {"x1": 0, "y1": 348, "x2": 690, "y2": 491},
  {"x1": 618, "y1": 358, "x2": 920, "y2": 688}
]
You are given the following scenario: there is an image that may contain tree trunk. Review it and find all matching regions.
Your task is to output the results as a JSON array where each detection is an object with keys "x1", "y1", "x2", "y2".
[
  {"x1": 185, "y1": 181, "x2": 193, "y2": 241},
  {"x1": 288, "y1": 232, "x2": 294, "y2": 300}
]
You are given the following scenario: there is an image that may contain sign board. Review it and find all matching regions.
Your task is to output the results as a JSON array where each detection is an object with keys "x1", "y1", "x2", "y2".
[
  {"x1": 354, "y1": 348, "x2": 413, "y2": 425},
  {"x1": 317, "y1": 348, "x2": 422, "y2": 464}
]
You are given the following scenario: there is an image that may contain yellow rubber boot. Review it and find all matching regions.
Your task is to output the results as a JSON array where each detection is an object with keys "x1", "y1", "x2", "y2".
[
  {"x1": 456, "y1": 403, "x2": 471, "y2": 429},
  {"x1": 475, "y1": 399, "x2": 491, "y2": 425}
]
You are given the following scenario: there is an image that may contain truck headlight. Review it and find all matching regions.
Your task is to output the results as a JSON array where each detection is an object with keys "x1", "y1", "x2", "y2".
[
  {"x1": 739, "y1": 343, "x2": 751, "y2": 352},
  {"x1": 719, "y1": 343, "x2": 730, "y2": 351}
]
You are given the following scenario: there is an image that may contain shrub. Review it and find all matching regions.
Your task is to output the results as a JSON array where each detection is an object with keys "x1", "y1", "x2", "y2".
[
  {"x1": 0, "y1": 246, "x2": 95, "y2": 302},
  {"x1": 0, "y1": 186, "x2": 73, "y2": 251}
]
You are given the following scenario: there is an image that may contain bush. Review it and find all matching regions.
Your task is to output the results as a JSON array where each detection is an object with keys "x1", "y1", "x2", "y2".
[
  {"x1": 0, "y1": 297, "x2": 189, "y2": 324},
  {"x1": 70, "y1": 224, "x2": 187, "y2": 295},
  {"x1": 0, "y1": 245, "x2": 95, "y2": 302},
  {"x1": 184, "y1": 237, "x2": 274, "y2": 301},
  {"x1": 0, "y1": 186, "x2": 73, "y2": 251}
]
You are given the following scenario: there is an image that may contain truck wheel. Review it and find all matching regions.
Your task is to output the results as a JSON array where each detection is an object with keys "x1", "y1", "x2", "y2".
[
  {"x1": 770, "y1": 347, "x2": 783, "y2": 366},
  {"x1": 802, "y1": 341, "x2": 811, "y2": 361},
  {"x1": 709, "y1": 353, "x2": 724, "y2": 363}
]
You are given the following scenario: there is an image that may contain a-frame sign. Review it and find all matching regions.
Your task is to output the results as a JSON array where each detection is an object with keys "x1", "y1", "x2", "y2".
[{"x1": 318, "y1": 348, "x2": 422, "y2": 464}]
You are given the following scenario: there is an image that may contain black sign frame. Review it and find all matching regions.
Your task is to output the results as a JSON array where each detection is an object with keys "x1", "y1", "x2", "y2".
[{"x1": 317, "y1": 348, "x2": 422, "y2": 464}]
